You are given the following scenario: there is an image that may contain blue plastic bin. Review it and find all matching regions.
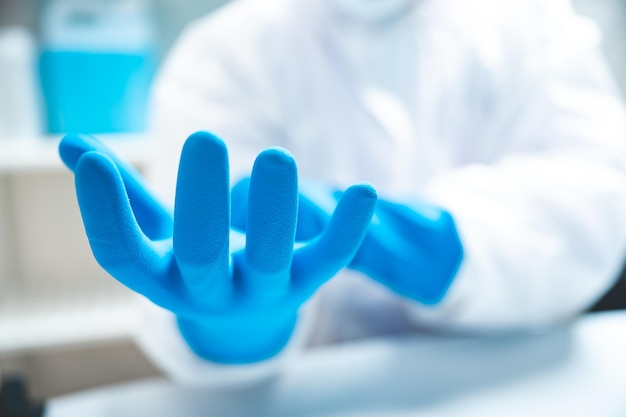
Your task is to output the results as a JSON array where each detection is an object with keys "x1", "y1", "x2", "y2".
[{"x1": 39, "y1": 0, "x2": 156, "y2": 134}]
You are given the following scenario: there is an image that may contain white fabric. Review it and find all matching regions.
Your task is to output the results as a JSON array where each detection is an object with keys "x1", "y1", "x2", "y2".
[{"x1": 140, "y1": 0, "x2": 626, "y2": 383}]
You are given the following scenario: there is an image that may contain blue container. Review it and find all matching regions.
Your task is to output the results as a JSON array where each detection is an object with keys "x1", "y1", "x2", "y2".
[{"x1": 39, "y1": 0, "x2": 156, "y2": 134}]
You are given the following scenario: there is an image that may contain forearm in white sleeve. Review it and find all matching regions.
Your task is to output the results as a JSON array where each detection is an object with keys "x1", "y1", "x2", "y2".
[{"x1": 407, "y1": 0, "x2": 626, "y2": 331}]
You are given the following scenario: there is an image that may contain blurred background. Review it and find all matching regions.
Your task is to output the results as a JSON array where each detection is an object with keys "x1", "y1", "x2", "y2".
[{"x1": 0, "y1": 0, "x2": 624, "y2": 400}]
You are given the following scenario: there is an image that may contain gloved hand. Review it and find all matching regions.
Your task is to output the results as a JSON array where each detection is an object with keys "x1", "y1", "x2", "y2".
[
  {"x1": 59, "y1": 132, "x2": 377, "y2": 364},
  {"x1": 232, "y1": 179, "x2": 463, "y2": 305}
]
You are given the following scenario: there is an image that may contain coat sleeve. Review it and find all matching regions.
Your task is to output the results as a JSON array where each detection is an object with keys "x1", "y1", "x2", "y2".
[{"x1": 408, "y1": 0, "x2": 626, "y2": 331}]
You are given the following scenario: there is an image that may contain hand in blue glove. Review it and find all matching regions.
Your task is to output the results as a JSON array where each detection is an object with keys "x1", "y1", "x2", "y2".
[
  {"x1": 232, "y1": 179, "x2": 463, "y2": 305},
  {"x1": 59, "y1": 132, "x2": 377, "y2": 364}
]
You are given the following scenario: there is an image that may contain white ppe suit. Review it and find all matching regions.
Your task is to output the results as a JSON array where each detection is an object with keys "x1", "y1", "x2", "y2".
[{"x1": 136, "y1": 0, "x2": 626, "y2": 384}]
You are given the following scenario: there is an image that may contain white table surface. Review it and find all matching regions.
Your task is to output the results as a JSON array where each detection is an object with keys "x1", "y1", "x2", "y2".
[{"x1": 46, "y1": 311, "x2": 626, "y2": 417}]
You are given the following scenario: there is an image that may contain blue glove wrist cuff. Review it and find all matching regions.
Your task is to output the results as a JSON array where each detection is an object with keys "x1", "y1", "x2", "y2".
[
  {"x1": 177, "y1": 312, "x2": 298, "y2": 364},
  {"x1": 351, "y1": 200, "x2": 463, "y2": 305}
]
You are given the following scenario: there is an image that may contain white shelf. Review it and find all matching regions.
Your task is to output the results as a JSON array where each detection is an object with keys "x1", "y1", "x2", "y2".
[
  {"x1": 0, "y1": 288, "x2": 139, "y2": 355},
  {"x1": 0, "y1": 132, "x2": 153, "y2": 355},
  {"x1": 0, "y1": 133, "x2": 153, "y2": 174}
]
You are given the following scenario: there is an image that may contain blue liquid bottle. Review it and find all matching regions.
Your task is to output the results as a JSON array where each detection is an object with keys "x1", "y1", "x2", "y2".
[{"x1": 40, "y1": 0, "x2": 156, "y2": 134}]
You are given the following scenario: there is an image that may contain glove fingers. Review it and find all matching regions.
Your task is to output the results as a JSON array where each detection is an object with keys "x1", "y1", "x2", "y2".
[
  {"x1": 75, "y1": 151, "x2": 168, "y2": 295},
  {"x1": 232, "y1": 178, "x2": 337, "y2": 242},
  {"x1": 173, "y1": 132, "x2": 232, "y2": 306},
  {"x1": 59, "y1": 134, "x2": 173, "y2": 240},
  {"x1": 244, "y1": 148, "x2": 298, "y2": 300},
  {"x1": 293, "y1": 183, "x2": 377, "y2": 292},
  {"x1": 295, "y1": 192, "x2": 334, "y2": 241}
]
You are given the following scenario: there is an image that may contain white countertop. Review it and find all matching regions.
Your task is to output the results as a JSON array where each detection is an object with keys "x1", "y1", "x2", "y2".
[{"x1": 46, "y1": 311, "x2": 626, "y2": 417}]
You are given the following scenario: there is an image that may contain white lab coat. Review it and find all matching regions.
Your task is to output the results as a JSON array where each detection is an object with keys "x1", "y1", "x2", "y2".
[{"x1": 136, "y1": 0, "x2": 626, "y2": 385}]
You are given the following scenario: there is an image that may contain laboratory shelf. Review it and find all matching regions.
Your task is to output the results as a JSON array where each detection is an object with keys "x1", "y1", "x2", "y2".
[
  {"x1": 0, "y1": 288, "x2": 139, "y2": 355},
  {"x1": 0, "y1": 132, "x2": 153, "y2": 357},
  {"x1": 0, "y1": 134, "x2": 152, "y2": 173}
]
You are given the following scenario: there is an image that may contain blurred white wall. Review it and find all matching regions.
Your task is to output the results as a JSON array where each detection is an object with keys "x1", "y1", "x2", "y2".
[
  {"x1": 572, "y1": 0, "x2": 626, "y2": 97},
  {"x1": 152, "y1": 0, "x2": 230, "y2": 56},
  {"x1": 0, "y1": 0, "x2": 38, "y2": 27}
]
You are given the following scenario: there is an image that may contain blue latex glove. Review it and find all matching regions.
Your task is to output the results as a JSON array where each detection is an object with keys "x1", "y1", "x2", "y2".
[
  {"x1": 59, "y1": 132, "x2": 377, "y2": 364},
  {"x1": 232, "y1": 179, "x2": 463, "y2": 305}
]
